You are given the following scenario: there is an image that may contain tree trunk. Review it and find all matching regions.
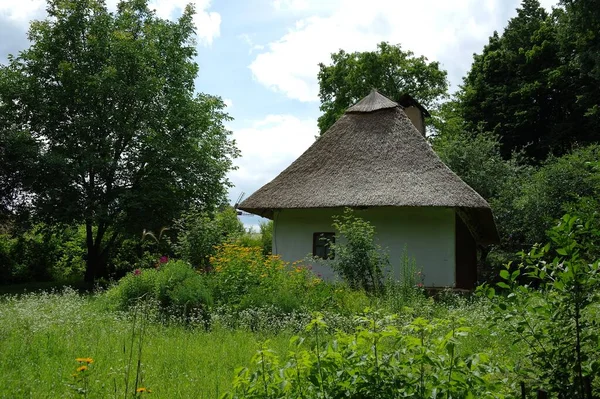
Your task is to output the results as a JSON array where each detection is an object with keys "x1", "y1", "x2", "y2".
[{"x1": 84, "y1": 220, "x2": 97, "y2": 284}]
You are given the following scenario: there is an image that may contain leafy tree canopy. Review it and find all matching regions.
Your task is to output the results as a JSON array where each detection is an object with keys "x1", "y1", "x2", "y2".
[
  {"x1": 430, "y1": 100, "x2": 524, "y2": 201},
  {"x1": 460, "y1": 0, "x2": 599, "y2": 161},
  {"x1": 317, "y1": 42, "x2": 448, "y2": 133},
  {"x1": 0, "y1": 0, "x2": 238, "y2": 282}
]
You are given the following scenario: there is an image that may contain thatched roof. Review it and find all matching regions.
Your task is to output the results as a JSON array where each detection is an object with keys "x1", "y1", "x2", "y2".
[{"x1": 239, "y1": 90, "x2": 499, "y2": 244}]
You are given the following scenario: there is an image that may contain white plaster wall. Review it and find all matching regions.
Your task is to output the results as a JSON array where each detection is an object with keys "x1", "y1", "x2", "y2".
[{"x1": 273, "y1": 207, "x2": 456, "y2": 287}]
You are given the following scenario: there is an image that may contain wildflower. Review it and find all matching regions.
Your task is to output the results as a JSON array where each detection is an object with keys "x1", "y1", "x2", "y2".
[
  {"x1": 77, "y1": 365, "x2": 88, "y2": 372},
  {"x1": 76, "y1": 357, "x2": 94, "y2": 364},
  {"x1": 159, "y1": 255, "x2": 169, "y2": 264},
  {"x1": 133, "y1": 268, "x2": 142, "y2": 276},
  {"x1": 136, "y1": 387, "x2": 152, "y2": 393},
  {"x1": 417, "y1": 283, "x2": 424, "y2": 288}
]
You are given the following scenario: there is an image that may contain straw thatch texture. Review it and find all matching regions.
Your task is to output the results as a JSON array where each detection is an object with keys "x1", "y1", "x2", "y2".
[
  {"x1": 239, "y1": 91, "x2": 499, "y2": 244},
  {"x1": 347, "y1": 90, "x2": 398, "y2": 113}
]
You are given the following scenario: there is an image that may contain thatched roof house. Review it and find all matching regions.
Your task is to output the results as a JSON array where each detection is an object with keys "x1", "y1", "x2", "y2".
[{"x1": 240, "y1": 90, "x2": 499, "y2": 288}]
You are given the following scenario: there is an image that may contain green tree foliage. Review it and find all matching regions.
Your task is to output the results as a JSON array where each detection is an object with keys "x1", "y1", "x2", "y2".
[
  {"x1": 0, "y1": 0, "x2": 238, "y2": 282},
  {"x1": 459, "y1": 0, "x2": 595, "y2": 161},
  {"x1": 558, "y1": 0, "x2": 600, "y2": 136},
  {"x1": 495, "y1": 145, "x2": 600, "y2": 249},
  {"x1": 0, "y1": 129, "x2": 38, "y2": 221},
  {"x1": 317, "y1": 42, "x2": 448, "y2": 133},
  {"x1": 431, "y1": 101, "x2": 525, "y2": 200}
]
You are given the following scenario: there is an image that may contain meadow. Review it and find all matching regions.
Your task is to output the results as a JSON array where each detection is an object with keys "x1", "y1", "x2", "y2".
[
  {"x1": 0, "y1": 288, "x2": 295, "y2": 398},
  {"x1": 0, "y1": 284, "x2": 527, "y2": 399}
]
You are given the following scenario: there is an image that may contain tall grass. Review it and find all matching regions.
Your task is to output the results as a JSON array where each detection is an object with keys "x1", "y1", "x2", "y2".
[
  {"x1": 0, "y1": 286, "x2": 533, "y2": 398},
  {"x1": 0, "y1": 289, "x2": 292, "y2": 398}
]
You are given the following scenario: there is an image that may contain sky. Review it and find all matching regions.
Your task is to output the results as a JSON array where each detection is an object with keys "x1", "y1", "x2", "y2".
[{"x1": 0, "y1": 0, "x2": 558, "y2": 229}]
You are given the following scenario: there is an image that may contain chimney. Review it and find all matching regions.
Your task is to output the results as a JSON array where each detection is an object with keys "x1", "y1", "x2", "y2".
[{"x1": 397, "y1": 94, "x2": 430, "y2": 137}]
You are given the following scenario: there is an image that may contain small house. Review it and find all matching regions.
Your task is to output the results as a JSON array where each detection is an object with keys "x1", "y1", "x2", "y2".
[{"x1": 239, "y1": 90, "x2": 499, "y2": 289}]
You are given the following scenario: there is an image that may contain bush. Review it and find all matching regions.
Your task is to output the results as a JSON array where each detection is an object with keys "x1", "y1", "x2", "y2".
[
  {"x1": 105, "y1": 260, "x2": 212, "y2": 318},
  {"x1": 481, "y1": 213, "x2": 600, "y2": 398},
  {"x1": 224, "y1": 313, "x2": 506, "y2": 399},
  {"x1": 175, "y1": 207, "x2": 244, "y2": 269},
  {"x1": 259, "y1": 220, "x2": 273, "y2": 255},
  {"x1": 105, "y1": 268, "x2": 159, "y2": 310},
  {"x1": 0, "y1": 234, "x2": 16, "y2": 284},
  {"x1": 154, "y1": 260, "x2": 212, "y2": 313},
  {"x1": 208, "y1": 244, "x2": 329, "y2": 312},
  {"x1": 235, "y1": 233, "x2": 262, "y2": 249},
  {"x1": 329, "y1": 209, "x2": 388, "y2": 294}
]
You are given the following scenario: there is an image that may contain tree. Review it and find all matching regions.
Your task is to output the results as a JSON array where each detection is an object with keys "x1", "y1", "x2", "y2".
[
  {"x1": 430, "y1": 100, "x2": 524, "y2": 201},
  {"x1": 317, "y1": 42, "x2": 448, "y2": 133},
  {"x1": 558, "y1": 0, "x2": 600, "y2": 134},
  {"x1": 0, "y1": 129, "x2": 38, "y2": 222},
  {"x1": 460, "y1": 0, "x2": 588, "y2": 161},
  {"x1": 0, "y1": 0, "x2": 238, "y2": 282},
  {"x1": 499, "y1": 144, "x2": 600, "y2": 247}
]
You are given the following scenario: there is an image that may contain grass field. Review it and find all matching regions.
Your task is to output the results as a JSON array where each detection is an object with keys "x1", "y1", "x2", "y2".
[
  {"x1": 1, "y1": 283, "x2": 597, "y2": 398},
  {"x1": 0, "y1": 289, "x2": 294, "y2": 398}
]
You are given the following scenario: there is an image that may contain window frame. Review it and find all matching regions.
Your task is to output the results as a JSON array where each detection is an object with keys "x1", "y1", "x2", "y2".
[{"x1": 312, "y1": 232, "x2": 335, "y2": 259}]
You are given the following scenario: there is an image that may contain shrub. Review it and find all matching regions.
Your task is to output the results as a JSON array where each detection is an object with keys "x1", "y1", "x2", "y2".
[
  {"x1": 480, "y1": 213, "x2": 600, "y2": 398},
  {"x1": 105, "y1": 268, "x2": 159, "y2": 310},
  {"x1": 259, "y1": 221, "x2": 273, "y2": 255},
  {"x1": 154, "y1": 260, "x2": 212, "y2": 313},
  {"x1": 0, "y1": 234, "x2": 17, "y2": 284},
  {"x1": 0, "y1": 224, "x2": 88, "y2": 284},
  {"x1": 224, "y1": 313, "x2": 507, "y2": 399},
  {"x1": 175, "y1": 207, "x2": 244, "y2": 269},
  {"x1": 235, "y1": 233, "x2": 262, "y2": 249},
  {"x1": 208, "y1": 244, "x2": 328, "y2": 312},
  {"x1": 329, "y1": 209, "x2": 388, "y2": 294},
  {"x1": 105, "y1": 260, "x2": 212, "y2": 319}
]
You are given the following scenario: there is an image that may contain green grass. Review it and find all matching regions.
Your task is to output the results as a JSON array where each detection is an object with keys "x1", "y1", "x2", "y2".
[
  {"x1": 0, "y1": 289, "x2": 292, "y2": 398},
  {"x1": 0, "y1": 287, "x2": 533, "y2": 398}
]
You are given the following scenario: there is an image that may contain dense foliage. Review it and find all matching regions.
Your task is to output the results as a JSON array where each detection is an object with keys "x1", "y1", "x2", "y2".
[
  {"x1": 0, "y1": 0, "x2": 238, "y2": 282},
  {"x1": 174, "y1": 207, "x2": 245, "y2": 269},
  {"x1": 328, "y1": 209, "x2": 387, "y2": 294},
  {"x1": 460, "y1": 0, "x2": 600, "y2": 161},
  {"x1": 481, "y1": 214, "x2": 600, "y2": 397}
]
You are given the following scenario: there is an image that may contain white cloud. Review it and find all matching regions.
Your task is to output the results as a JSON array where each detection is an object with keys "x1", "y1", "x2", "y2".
[
  {"x1": 238, "y1": 33, "x2": 265, "y2": 54},
  {"x1": 250, "y1": 0, "x2": 559, "y2": 101},
  {"x1": 0, "y1": 0, "x2": 45, "y2": 22},
  {"x1": 0, "y1": 0, "x2": 220, "y2": 45},
  {"x1": 228, "y1": 114, "x2": 317, "y2": 203}
]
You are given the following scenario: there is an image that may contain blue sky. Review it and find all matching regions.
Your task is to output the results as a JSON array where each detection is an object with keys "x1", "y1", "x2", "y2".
[{"x1": 0, "y1": 0, "x2": 558, "y2": 229}]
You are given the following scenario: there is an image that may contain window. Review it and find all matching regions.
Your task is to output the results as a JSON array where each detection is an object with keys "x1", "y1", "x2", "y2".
[{"x1": 313, "y1": 232, "x2": 335, "y2": 259}]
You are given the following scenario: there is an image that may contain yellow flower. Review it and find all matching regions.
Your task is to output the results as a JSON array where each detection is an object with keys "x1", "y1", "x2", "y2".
[
  {"x1": 136, "y1": 387, "x2": 151, "y2": 393},
  {"x1": 77, "y1": 365, "x2": 88, "y2": 372},
  {"x1": 76, "y1": 357, "x2": 94, "y2": 364}
]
